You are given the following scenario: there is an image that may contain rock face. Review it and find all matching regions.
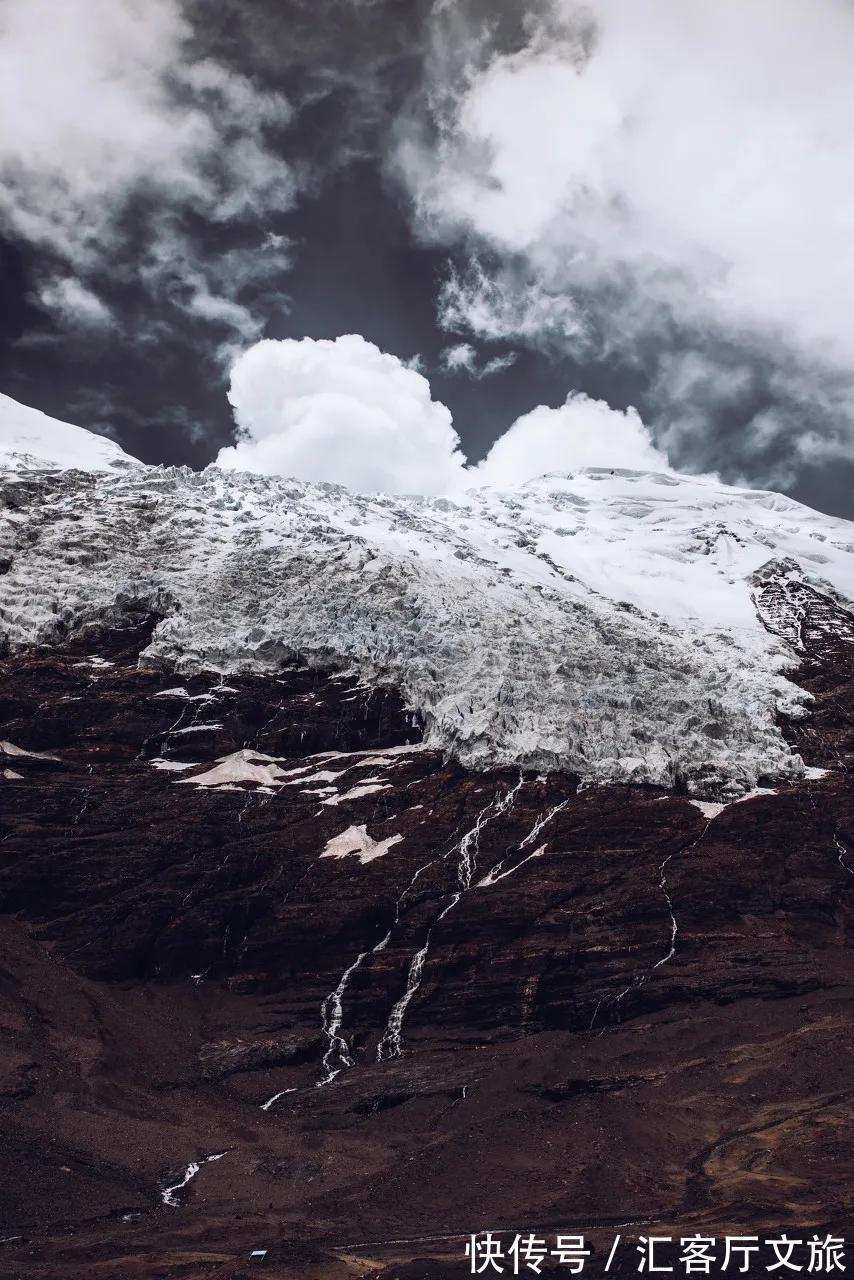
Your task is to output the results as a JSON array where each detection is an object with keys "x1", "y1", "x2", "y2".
[{"x1": 0, "y1": 571, "x2": 852, "y2": 1279}]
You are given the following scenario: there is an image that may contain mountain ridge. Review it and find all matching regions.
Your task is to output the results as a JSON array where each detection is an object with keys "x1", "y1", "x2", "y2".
[{"x1": 0, "y1": 392, "x2": 140, "y2": 472}]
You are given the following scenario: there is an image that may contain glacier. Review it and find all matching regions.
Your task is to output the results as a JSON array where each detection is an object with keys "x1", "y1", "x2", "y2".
[{"x1": 1, "y1": 404, "x2": 853, "y2": 797}]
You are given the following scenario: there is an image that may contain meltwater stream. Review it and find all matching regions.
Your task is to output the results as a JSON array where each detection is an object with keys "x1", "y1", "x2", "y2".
[{"x1": 376, "y1": 775, "x2": 525, "y2": 1061}]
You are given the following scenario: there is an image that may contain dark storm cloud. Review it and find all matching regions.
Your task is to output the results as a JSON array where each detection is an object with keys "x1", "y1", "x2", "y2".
[
  {"x1": 2, "y1": 0, "x2": 854, "y2": 516},
  {"x1": 0, "y1": 0, "x2": 583, "y2": 472},
  {"x1": 184, "y1": 0, "x2": 431, "y2": 175},
  {"x1": 390, "y1": 0, "x2": 854, "y2": 516},
  {"x1": 0, "y1": 0, "x2": 304, "y2": 459}
]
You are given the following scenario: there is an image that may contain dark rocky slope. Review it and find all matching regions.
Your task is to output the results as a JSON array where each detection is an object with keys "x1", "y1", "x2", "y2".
[{"x1": 0, "y1": 593, "x2": 852, "y2": 1279}]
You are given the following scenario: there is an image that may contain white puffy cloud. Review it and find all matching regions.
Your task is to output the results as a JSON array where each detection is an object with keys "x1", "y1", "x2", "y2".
[
  {"x1": 392, "y1": 0, "x2": 854, "y2": 488},
  {"x1": 216, "y1": 334, "x2": 670, "y2": 494},
  {"x1": 475, "y1": 394, "x2": 671, "y2": 488},
  {"x1": 216, "y1": 335, "x2": 467, "y2": 495},
  {"x1": 0, "y1": 0, "x2": 295, "y2": 340}
]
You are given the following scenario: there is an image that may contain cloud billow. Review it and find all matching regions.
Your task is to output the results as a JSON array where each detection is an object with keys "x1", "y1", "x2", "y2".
[
  {"x1": 217, "y1": 335, "x2": 466, "y2": 495},
  {"x1": 474, "y1": 395, "x2": 670, "y2": 488},
  {"x1": 216, "y1": 333, "x2": 670, "y2": 494}
]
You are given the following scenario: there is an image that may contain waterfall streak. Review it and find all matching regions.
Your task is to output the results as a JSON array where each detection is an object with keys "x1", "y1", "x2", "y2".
[
  {"x1": 314, "y1": 854, "x2": 440, "y2": 1087},
  {"x1": 592, "y1": 819, "x2": 712, "y2": 1029},
  {"x1": 458, "y1": 775, "x2": 525, "y2": 891},
  {"x1": 160, "y1": 1152, "x2": 226, "y2": 1207},
  {"x1": 478, "y1": 797, "x2": 570, "y2": 887},
  {"x1": 318, "y1": 951, "x2": 369, "y2": 1085},
  {"x1": 260, "y1": 1088, "x2": 297, "y2": 1111},
  {"x1": 377, "y1": 775, "x2": 525, "y2": 1060},
  {"x1": 479, "y1": 843, "x2": 547, "y2": 888},
  {"x1": 834, "y1": 832, "x2": 854, "y2": 878}
]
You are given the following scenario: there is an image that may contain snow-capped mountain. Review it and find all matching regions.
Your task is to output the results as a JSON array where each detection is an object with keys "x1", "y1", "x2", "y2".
[
  {"x1": 2, "y1": 408, "x2": 852, "y2": 797},
  {"x1": 0, "y1": 392, "x2": 139, "y2": 472},
  {"x1": 1, "y1": 409, "x2": 853, "y2": 1271}
]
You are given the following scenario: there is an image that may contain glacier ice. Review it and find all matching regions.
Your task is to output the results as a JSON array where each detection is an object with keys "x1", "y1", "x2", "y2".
[{"x1": 1, "y1": 457, "x2": 853, "y2": 797}]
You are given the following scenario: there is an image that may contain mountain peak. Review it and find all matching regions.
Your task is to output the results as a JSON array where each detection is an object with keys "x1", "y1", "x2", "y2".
[{"x1": 0, "y1": 393, "x2": 140, "y2": 473}]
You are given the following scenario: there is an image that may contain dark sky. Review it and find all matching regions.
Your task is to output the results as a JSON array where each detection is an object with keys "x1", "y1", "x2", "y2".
[
  {"x1": 1, "y1": 0, "x2": 852, "y2": 516},
  {"x1": 0, "y1": 0, "x2": 580, "y2": 470},
  {"x1": 0, "y1": 1, "x2": 413, "y2": 466}
]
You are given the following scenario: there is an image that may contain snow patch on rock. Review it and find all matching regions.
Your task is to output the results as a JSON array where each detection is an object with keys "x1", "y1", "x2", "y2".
[
  {"x1": 322, "y1": 780, "x2": 392, "y2": 807},
  {"x1": 0, "y1": 740, "x2": 60, "y2": 761},
  {"x1": 320, "y1": 825, "x2": 403, "y2": 865},
  {"x1": 179, "y1": 749, "x2": 288, "y2": 789}
]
